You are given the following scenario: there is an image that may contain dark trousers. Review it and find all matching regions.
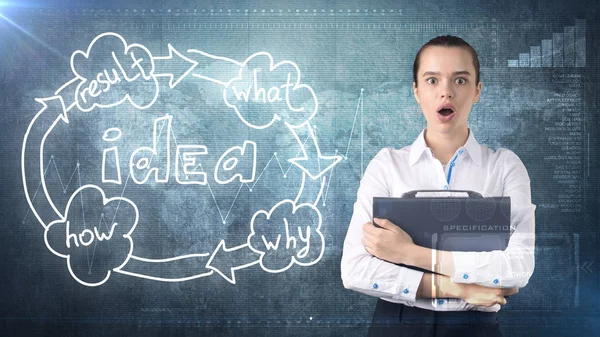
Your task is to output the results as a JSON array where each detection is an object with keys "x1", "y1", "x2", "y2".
[{"x1": 368, "y1": 299, "x2": 503, "y2": 337}]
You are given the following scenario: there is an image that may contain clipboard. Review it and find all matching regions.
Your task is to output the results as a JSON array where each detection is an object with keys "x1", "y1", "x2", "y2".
[{"x1": 373, "y1": 190, "x2": 511, "y2": 273}]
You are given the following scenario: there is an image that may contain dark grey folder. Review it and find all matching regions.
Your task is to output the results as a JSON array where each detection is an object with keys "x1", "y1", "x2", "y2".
[{"x1": 373, "y1": 190, "x2": 511, "y2": 273}]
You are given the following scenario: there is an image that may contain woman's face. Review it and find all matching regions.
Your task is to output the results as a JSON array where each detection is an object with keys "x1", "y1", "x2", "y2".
[{"x1": 413, "y1": 46, "x2": 482, "y2": 135}]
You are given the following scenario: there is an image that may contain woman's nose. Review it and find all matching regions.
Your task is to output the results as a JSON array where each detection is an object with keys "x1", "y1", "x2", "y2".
[{"x1": 439, "y1": 81, "x2": 454, "y2": 98}]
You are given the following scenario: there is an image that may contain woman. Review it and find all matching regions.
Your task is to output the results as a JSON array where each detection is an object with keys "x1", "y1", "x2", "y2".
[{"x1": 341, "y1": 35, "x2": 536, "y2": 337}]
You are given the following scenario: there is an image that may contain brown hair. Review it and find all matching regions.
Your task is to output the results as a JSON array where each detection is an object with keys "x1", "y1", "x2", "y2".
[{"x1": 413, "y1": 35, "x2": 480, "y2": 87}]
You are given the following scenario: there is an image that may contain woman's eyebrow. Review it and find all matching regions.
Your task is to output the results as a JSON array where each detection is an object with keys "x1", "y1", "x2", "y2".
[{"x1": 422, "y1": 71, "x2": 472, "y2": 77}]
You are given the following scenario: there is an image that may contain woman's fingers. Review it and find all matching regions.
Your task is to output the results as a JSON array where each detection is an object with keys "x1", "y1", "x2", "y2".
[
  {"x1": 495, "y1": 288, "x2": 520, "y2": 306},
  {"x1": 362, "y1": 234, "x2": 376, "y2": 251},
  {"x1": 362, "y1": 222, "x2": 379, "y2": 240},
  {"x1": 373, "y1": 218, "x2": 396, "y2": 230},
  {"x1": 463, "y1": 284, "x2": 519, "y2": 307},
  {"x1": 362, "y1": 221, "x2": 376, "y2": 234}
]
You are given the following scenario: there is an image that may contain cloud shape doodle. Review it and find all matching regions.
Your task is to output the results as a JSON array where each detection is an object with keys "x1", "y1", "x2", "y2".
[
  {"x1": 223, "y1": 52, "x2": 318, "y2": 129},
  {"x1": 248, "y1": 200, "x2": 324, "y2": 273},
  {"x1": 70, "y1": 32, "x2": 158, "y2": 112},
  {"x1": 44, "y1": 185, "x2": 138, "y2": 286}
]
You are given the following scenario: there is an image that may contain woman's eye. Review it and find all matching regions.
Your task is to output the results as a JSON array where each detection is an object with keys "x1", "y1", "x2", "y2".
[
  {"x1": 426, "y1": 78, "x2": 437, "y2": 84},
  {"x1": 455, "y1": 77, "x2": 467, "y2": 85}
]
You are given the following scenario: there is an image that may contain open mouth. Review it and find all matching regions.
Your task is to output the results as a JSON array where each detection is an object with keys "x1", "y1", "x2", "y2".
[{"x1": 437, "y1": 108, "x2": 454, "y2": 116}]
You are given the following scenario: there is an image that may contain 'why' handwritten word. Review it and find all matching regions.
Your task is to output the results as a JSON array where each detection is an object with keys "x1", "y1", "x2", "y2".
[{"x1": 261, "y1": 218, "x2": 311, "y2": 259}]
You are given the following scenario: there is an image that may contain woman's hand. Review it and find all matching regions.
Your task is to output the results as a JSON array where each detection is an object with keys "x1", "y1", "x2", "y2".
[
  {"x1": 458, "y1": 283, "x2": 519, "y2": 307},
  {"x1": 362, "y1": 218, "x2": 415, "y2": 264}
]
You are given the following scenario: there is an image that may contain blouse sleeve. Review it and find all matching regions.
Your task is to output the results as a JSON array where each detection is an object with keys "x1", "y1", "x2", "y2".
[
  {"x1": 341, "y1": 148, "x2": 424, "y2": 302},
  {"x1": 450, "y1": 149, "x2": 536, "y2": 288}
]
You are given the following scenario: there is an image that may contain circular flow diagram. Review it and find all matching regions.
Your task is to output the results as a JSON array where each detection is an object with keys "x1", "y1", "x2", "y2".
[{"x1": 22, "y1": 32, "x2": 341, "y2": 287}]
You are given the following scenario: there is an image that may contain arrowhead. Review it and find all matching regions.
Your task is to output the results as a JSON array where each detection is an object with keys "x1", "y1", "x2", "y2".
[
  {"x1": 153, "y1": 44, "x2": 198, "y2": 89},
  {"x1": 582, "y1": 261, "x2": 594, "y2": 273},
  {"x1": 35, "y1": 95, "x2": 70, "y2": 123},
  {"x1": 288, "y1": 155, "x2": 342, "y2": 180},
  {"x1": 53, "y1": 77, "x2": 80, "y2": 113},
  {"x1": 287, "y1": 123, "x2": 342, "y2": 180},
  {"x1": 206, "y1": 240, "x2": 259, "y2": 284},
  {"x1": 206, "y1": 240, "x2": 237, "y2": 284}
]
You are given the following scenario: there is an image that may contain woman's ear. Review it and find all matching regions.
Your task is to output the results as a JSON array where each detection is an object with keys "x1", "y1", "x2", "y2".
[
  {"x1": 413, "y1": 82, "x2": 420, "y2": 105},
  {"x1": 473, "y1": 81, "x2": 482, "y2": 103}
]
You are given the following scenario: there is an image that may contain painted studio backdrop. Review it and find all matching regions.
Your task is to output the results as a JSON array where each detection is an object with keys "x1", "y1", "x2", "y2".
[{"x1": 1, "y1": 0, "x2": 598, "y2": 336}]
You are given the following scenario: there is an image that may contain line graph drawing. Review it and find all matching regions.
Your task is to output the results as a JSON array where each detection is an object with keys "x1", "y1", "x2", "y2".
[{"x1": 313, "y1": 88, "x2": 366, "y2": 207}]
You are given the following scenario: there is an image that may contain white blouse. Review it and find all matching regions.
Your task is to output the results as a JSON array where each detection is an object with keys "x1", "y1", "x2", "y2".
[{"x1": 341, "y1": 128, "x2": 536, "y2": 312}]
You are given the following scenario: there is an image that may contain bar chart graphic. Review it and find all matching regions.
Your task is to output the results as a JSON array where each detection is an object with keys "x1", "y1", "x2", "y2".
[{"x1": 508, "y1": 19, "x2": 585, "y2": 68}]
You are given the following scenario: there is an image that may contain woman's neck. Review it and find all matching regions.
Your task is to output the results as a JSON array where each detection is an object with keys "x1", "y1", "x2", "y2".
[{"x1": 424, "y1": 128, "x2": 469, "y2": 165}]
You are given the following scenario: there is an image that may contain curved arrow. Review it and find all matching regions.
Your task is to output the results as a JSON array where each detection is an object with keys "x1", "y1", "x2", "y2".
[
  {"x1": 115, "y1": 239, "x2": 262, "y2": 284},
  {"x1": 22, "y1": 96, "x2": 71, "y2": 228},
  {"x1": 114, "y1": 238, "x2": 262, "y2": 284}
]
